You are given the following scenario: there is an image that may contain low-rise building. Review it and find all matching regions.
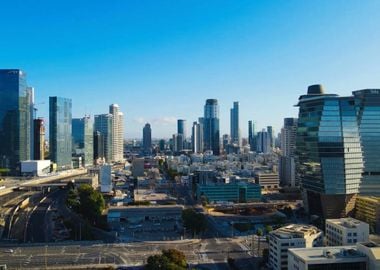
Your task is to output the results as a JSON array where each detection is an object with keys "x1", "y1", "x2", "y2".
[
  {"x1": 196, "y1": 182, "x2": 261, "y2": 203},
  {"x1": 254, "y1": 172, "x2": 279, "y2": 190},
  {"x1": 20, "y1": 160, "x2": 51, "y2": 176},
  {"x1": 269, "y1": 224, "x2": 323, "y2": 270},
  {"x1": 288, "y1": 242, "x2": 380, "y2": 270},
  {"x1": 355, "y1": 196, "x2": 380, "y2": 233},
  {"x1": 326, "y1": 218, "x2": 369, "y2": 246}
]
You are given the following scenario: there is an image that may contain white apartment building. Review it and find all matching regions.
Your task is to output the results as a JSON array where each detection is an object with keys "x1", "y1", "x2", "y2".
[
  {"x1": 269, "y1": 224, "x2": 323, "y2": 270},
  {"x1": 326, "y1": 217, "x2": 369, "y2": 246},
  {"x1": 109, "y1": 104, "x2": 124, "y2": 162}
]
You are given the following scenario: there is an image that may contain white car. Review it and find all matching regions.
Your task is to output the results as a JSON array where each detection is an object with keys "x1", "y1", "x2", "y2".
[{"x1": 3, "y1": 249, "x2": 13, "y2": 253}]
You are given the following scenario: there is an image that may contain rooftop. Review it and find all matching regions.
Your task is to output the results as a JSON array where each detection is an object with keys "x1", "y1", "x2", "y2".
[
  {"x1": 327, "y1": 217, "x2": 368, "y2": 229},
  {"x1": 289, "y1": 246, "x2": 366, "y2": 262},
  {"x1": 271, "y1": 224, "x2": 321, "y2": 239}
]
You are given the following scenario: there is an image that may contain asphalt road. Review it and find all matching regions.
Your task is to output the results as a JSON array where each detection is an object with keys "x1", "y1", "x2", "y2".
[{"x1": 0, "y1": 237, "x2": 256, "y2": 269}]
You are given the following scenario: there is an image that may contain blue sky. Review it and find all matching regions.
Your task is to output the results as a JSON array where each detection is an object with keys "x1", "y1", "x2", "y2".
[{"x1": 1, "y1": 0, "x2": 380, "y2": 138}]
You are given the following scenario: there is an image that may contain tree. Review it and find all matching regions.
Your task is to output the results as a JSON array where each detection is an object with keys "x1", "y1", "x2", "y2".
[
  {"x1": 256, "y1": 228, "x2": 263, "y2": 256},
  {"x1": 77, "y1": 184, "x2": 105, "y2": 223},
  {"x1": 264, "y1": 225, "x2": 273, "y2": 234},
  {"x1": 162, "y1": 249, "x2": 187, "y2": 268},
  {"x1": 145, "y1": 249, "x2": 187, "y2": 270},
  {"x1": 182, "y1": 209, "x2": 207, "y2": 237}
]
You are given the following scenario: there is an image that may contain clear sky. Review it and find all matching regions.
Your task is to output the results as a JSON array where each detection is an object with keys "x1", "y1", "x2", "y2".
[{"x1": 1, "y1": 0, "x2": 380, "y2": 138}]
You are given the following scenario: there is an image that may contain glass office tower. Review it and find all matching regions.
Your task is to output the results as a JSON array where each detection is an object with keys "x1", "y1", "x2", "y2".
[
  {"x1": 296, "y1": 85, "x2": 363, "y2": 219},
  {"x1": 49, "y1": 96, "x2": 72, "y2": 170},
  {"x1": 0, "y1": 69, "x2": 34, "y2": 174},
  {"x1": 203, "y1": 99, "x2": 220, "y2": 155},
  {"x1": 72, "y1": 116, "x2": 93, "y2": 167},
  {"x1": 353, "y1": 89, "x2": 380, "y2": 196},
  {"x1": 94, "y1": 114, "x2": 113, "y2": 162}
]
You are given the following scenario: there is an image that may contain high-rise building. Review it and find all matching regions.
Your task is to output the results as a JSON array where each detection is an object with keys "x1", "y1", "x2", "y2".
[
  {"x1": 176, "y1": 133, "x2": 184, "y2": 152},
  {"x1": 296, "y1": 85, "x2": 363, "y2": 219},
  {"x1": 279, "y1": 118, "x2": 298, "y2": 187},
  {"x1": 353, "y1": 89, "x2": 380, "y2": 196},
  {"x1": 109, "y1": 104, "x2": 124, "y2": 162},
  {"x1": 192, "y1": 121, "x2": 203, "y2": 154},
  {"x1": 203, "y1": 99, "x2": 220, "y2": 155},
  {"x1": 248, "y1": 120, "x2": 256, "y2": 151},
  {"x1": 267, "y1": 125, "x2": 274, "y2": 148},
  {"x1": 49, "y1": 96, "x2": 72, "y2": 170},
  {"x1": 257, "y1": 129, "x2": 271, "y2": 153},
  {"x1": 142, "y1": 123, "x2": 152, "y2": 155},
  {"x1": 93, "y1": 131, "x2": 104, "y2": 161},
  {"x1": 33, "y1": 118, "x2": 45, "y2": 160},
  {"x1": 230, "y1": 101, "x2": 240, "y2": 146},
  {"x1": 72, "y1": 116, "x2": 93, "y2": 167},
  {"x1": 94, "y1": 114, "x2": 113, "y2": 162},
  {"x1": 0, "y1": 69, "x2": 34, "y2": 173},
  {"x1": 177, "y1": 119, "x2": 186, "y2": 140}
]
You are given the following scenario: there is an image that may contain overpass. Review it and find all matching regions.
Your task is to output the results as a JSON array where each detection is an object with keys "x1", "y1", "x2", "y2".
[{"x1": 0, "y1": 168, "x2": 88, "y2": 197}]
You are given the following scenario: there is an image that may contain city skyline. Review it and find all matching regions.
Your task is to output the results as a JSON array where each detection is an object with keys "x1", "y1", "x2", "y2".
[{"x1": 2, "y1": 1, "x2": 380, "y2": 137}]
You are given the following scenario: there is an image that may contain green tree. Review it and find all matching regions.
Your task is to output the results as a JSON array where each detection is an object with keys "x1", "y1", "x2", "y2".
[
  {"x1": 77, "y1": 184, "x2": 105, "y2": 223},
  {"x1": 182, "y1": 209, "x2": 207, "y2": 237},
  {"x1": 264, "y1": 225, "x2": 273, "y2": 234},
  {"x1": 145, "y1": 249, "x2": 187, "y2": 270},
  {"x1": 162, "y1": 249, "x2": 187, "y2": 268}
]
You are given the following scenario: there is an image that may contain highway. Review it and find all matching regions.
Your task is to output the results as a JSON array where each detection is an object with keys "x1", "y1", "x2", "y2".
[{"x1": 0, "y1": 237, "x2": 255, "y2": 269}]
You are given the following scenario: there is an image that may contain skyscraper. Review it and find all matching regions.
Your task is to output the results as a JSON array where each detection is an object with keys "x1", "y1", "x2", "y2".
[
  {"x1": 267, "y1": 126, "x2": 274, "y2": 148},
  {"x1": 248, "y1": 120, "x2": 256, "y2": 151},
  {"x1": 33, "y1": 118, "x2": 45, "y2": 160},
  {"x1": 203, "y1": 99, "x2": 220, "y2": 155},
  {"x1": 296, "y1": 85, "x2": 363, "y2": 219},
  {"x1": 142, "y1": 123, "x2": 152, "y2": 155},
  {"x1": 94, "y1": 114, "x2": 113, "y2": 162},
  {"x1": 93, "y1": 131, "x2": 104, "y2": 161},
  {"x1": 109, "y1": 104, "x2": 124, "y2": 162},
  {"x1": 279, "y1": 118, "x2": 298, "y2": 187},
  {"x1": 0, "y1": 69, "x2": 34, "y2": 173},
  {"x1": 49, "y1": 96, "x2": 72, "y2": 170},
  {"x1": 192, "y1": 121, "x2": 203, "y2": 154},
  {"x1": 177, "y1": 119, "x2": 186, "y2": 139},
  {"x1": 257, "y1": 129, "x2": 271, "y2": 153},
  {"x1": 353, "y1": 89, "x2": 380, "y2": 196},
  {"x1": 72, "y1": 116, "x2": 94, "y2": 167},
  {"x1": 230, "y1": 101, "x2": 240, "y2": 146}
]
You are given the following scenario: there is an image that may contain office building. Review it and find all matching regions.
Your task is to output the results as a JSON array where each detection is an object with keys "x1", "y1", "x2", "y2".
[
  {"x1": 355, "y1": 196, "x2": 380, "y2": 233},
  {"x1": 267, "y1": 126, "x2": 274, "y2": 148},
  {"x1": 230, "y1": 101, "x2": 240, "y2": 146},
  {"x1": 99, "y1": 164, "x2": 112, "y2": 193},
  {"x1": 132, "y1": 158, "x2": 145, "y2": 177},
  {"x1": 49, "y1": 96, "x2": 72, "y2": 170},
  {"x1": 353, "y1": 89, "x2": 380, "y2": 196},
  {"x1": 196, "y1": 182, "x2": 261, "y2": 203},
  {"x1": 159, "y1": 139, "x2": 166, "y2": 152},
  {"x1": 279, "y1": 118, "x2": 298, "y2": 187},
  {"x1": 192, "y1": 121, "x2": 203, "y2": 154},
  {"x1": 203, "y1": 99, "x2": 220, "y2": 155},
  {"x1": 254, "y1": 172, "x2": 279, "y2": 190},
  {"x1": 72, "y1": 116, "x2": 93, "y2": 167},
  {"x1": 177, "y1": 119, "x2": 186, "y2": 149},
  {"x1": 257, "y1": 129, "x2": 271, "y2": 153},
  {"x1": 94, "y1": 114, "x2": 113, "y2": 162},
  {"x1": 0, "y1": 69, "x2": 34, "y2": 173},
  {"x1": 288, "y1": 242, "x2": 380, "y2": 270},
  {"x1": 269, "y1": 224, "x2": 323, "y2": 270},
  {"x1": 33, "y1": 118, "x2": 45, "y2": 160},
  {"x1": 142, "y1": 123, "x2": 152, "y2": 155},
  {"x1": 248, "y1": 120, "x2": 256, "y2": 151},
  {"x1": 288, "y1": 245, "x2": 368, "y2": 270},
  {"x1": 296, "y1": 85, "x2": 363, "y2": 219},
  {"x1": 93, "y1": 131, "x2": 105, "y2": 161},
  {"x1": 109, "y1": 104, "x2": 124, "y2": 162},
  {"x1": 325, "y1": 218, "x2": 369, "y2": 246},
  {"x1": 176, "y1": 133, "x2": 184, "y2": 152}
]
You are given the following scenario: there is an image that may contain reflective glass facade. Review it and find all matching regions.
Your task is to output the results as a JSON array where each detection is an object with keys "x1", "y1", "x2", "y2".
[
  {"x1": 354, "y1": 89, "x2": 380, "y2": 196},
  {"x1": 203, "y1": 99, "x2": 220, "y2": 155},
  {"x1": 0, "y1": 69, "x2": 33, "y2": 173},
  {"x1": 296, "y1": 86, "x2": 363, "y2": 219},
  {"x1": 72, "y1": 117, "x2": 93, "y2": 167},
  {"x1": 49, "y1": 97, "x2": 72, "y2": 170},
  {"x1": 94, "y1": 114, "x2": 113, "y2": 162}
]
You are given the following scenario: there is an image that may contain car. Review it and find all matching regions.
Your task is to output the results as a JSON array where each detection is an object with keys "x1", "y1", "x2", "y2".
[{"x1": 3, "y1": 249, "x2": 13, "y2": 253}]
